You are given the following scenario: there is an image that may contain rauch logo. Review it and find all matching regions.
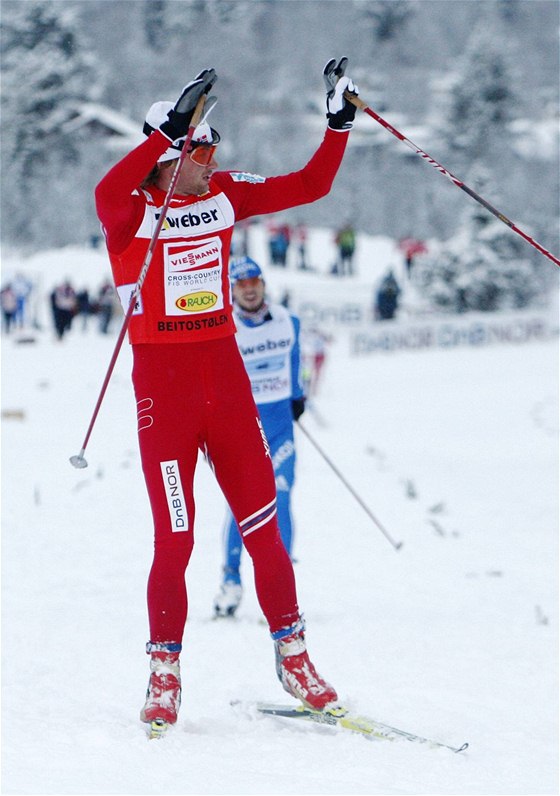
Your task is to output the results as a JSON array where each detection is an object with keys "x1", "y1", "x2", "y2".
[{"x1": 175, "y1": 292, "x2": 217, "y2": 312}]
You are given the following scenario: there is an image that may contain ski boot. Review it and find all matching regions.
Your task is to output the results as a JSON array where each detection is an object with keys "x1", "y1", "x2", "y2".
[
  {"x1": 272, "y1": 618, "x2": 338, "y2": 710},
  {"x1": 140, "y1": 641, "x2": 182, "y2": 726},
  {"x1": 214, "y1": 581, "x2": 243, "y2": 618}
]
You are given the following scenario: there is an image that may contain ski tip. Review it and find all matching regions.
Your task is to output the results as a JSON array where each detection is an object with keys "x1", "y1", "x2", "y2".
[
  {"x1": 455, "y1": 742, "x2": 469, "y2": 753},
  {"x1": 147, "y1": 718, "x2": 169, "y2": 740}
]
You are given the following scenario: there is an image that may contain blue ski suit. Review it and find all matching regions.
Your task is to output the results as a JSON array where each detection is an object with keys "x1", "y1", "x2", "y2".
[{"x1": 222, "y1": 302, "x2": 304, "y2": 583}]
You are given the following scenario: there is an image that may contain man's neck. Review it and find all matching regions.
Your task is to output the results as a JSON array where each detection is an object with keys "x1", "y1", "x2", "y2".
[{"x1": 235, "y1": 302, "x2": 271, "y2": 326}]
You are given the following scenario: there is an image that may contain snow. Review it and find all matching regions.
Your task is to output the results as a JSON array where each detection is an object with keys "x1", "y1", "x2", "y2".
[{"x1": 1, "y1": 228, "x2": 558, "y2": 795}]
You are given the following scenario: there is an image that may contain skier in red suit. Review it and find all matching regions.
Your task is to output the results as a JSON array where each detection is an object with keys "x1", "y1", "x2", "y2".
[{"x1": 95, "y1": 60, "x2": 359, "y2": 730}]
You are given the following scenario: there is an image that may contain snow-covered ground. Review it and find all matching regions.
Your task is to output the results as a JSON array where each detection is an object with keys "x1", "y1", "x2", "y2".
[{"x1": 2, "y1": 229, "x2": 558, "y2": 795}]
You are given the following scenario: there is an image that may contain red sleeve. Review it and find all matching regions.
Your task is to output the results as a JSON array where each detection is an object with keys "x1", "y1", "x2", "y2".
[
  {"x1": 95, "y1": 131, "x2": 171, "y2": 254},
  {"x1": 213, "y1": 127, "x2": 349, "y2": 220}
]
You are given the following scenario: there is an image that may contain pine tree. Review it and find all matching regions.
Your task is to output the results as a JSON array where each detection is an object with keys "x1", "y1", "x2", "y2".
[
  {"x1": 412, "y1": 18, "x2": 548, "y2": 313},
  {"x1": 414, "y1": 168, "x2": 544, "y2": 313},
  {"x1": 143, "y1": 0, "x2": 167, "y2": 51},
  {"x1": 1, "y1": 0, "x2": 101, "y2": 245},
  {"x1": 360, "y1": 0, "x2": 413, "y2": 42},
  {"x1": 439, "y1": 21, "x2": 516, "y2": 165}
]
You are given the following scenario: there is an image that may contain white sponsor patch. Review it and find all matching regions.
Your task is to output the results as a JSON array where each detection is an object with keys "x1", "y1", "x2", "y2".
[
  {"x1": 116, "y1": 284, "x2": 143, "y2": 315},
  {"x1": 160, "y1": 460, "x2": 188, "y2": 532},
  {"x1": 163, "y1": 237, "x2": 224, "y2": 315},
  {"x1": 229, "y1": 171, "x2": 266, "y2": 184}
]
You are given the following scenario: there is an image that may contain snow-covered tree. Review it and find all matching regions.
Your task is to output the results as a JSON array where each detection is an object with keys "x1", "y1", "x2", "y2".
[
  {"x1": 1, "y1": 0, "x2": 102, "y2": 245},
  {"x1": 413, "y1": 168, "x2": 546, "y2": 313},
  {"x1": 410, "y1": 17, "x2": 551, "y2": 313},
  {"x1": 143, "y1": 0, "x2": 166, "y2": 51},
  {"x1": 497, "y1": 0, "x2": 522, "y2": 22},
  {"x1": 358, "y1": 0, "x2": 413, "y2": 42},
  {"x1": 438, "y1": 21, "x2": 517, "y2": 165}
]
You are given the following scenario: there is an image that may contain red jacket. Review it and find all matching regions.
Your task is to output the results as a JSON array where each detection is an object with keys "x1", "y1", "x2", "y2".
[{"x1": 95, "y1": 128, "x2": 348, "y2": 344}]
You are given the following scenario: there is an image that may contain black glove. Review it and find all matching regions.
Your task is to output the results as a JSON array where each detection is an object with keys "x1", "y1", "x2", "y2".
[
  {"x1": 291, "y1": 397, "x2": 306, "y2": 421},
  {"x1": 323, "y1": 57, "x2": 358, "y2": 130},
  {"x1": 160, "y1": 68, "x2": 218, "y2": 142}
]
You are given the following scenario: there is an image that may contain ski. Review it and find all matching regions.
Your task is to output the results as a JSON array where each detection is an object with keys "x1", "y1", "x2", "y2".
[
  {"x1": 244, "y1": 702, "x2": 468, "y2": 753},
  {"x1": 146, "y1": 718, "x2": 169, "y2": 740}
]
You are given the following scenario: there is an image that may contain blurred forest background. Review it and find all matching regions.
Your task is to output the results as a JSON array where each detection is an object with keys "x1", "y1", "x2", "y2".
[{"x1": 1, "y1": 0, "x2": 559, "y2": 306}]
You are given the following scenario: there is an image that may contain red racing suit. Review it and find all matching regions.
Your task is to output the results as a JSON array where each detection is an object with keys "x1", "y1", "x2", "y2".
[{"x1": 95, "y1": 126, "x2": 348, "y2": 642}]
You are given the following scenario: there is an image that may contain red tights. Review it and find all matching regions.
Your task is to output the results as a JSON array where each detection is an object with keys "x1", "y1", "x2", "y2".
[{"x1": 131, "y1": 338, "x2": 300, "y2": 642}]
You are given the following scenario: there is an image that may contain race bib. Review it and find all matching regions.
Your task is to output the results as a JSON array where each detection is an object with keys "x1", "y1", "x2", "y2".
[{"x1": 163, "y1": 237, "x2": 224, "y2": 315}]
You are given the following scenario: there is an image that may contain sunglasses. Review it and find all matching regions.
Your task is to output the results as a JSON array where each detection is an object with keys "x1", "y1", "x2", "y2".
[
  {"x1": 188, "y1": 144, "x2": 218, "y2": 166},
  {"x1": 234, "y1": 277, "x2": 263, "y2": 288}
]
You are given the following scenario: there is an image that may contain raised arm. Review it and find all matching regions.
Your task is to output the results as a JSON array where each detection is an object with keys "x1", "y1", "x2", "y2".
[
  {"x1": 216, "y1": 58, "x2": 359, "y2": 219},
  {"x1": 95, "y1": 69, "x2": 218, "y2": 254}
]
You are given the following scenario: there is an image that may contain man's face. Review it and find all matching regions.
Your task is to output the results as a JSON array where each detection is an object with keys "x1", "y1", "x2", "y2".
[
  {"x1": 158, "y1": 145, "x2": 218, "y2": 196},
  {"x1": 233, "y1": 277, "x2": 265, "y2": 312}
]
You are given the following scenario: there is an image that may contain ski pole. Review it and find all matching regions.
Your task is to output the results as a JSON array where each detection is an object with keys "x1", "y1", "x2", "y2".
[
  {"x1": 296, "y1": 420, "x2": 402, "y2": 551},
  {"x1": 345, "y1": 92, "x2": 560, "y2": 268},
  {"x1": 69, "y1": 94, "x2": 213, "y2": 470}
]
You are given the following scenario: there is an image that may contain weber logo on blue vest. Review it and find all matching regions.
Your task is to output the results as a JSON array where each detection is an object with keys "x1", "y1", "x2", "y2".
[{"x1": 239, "y1": 337, "x2": 291, "y2": 356}]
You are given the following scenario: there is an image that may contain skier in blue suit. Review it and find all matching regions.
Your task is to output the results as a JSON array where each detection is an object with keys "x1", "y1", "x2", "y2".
[{"x1": 214, "y1": 256, "x2": 305, "y2": 617}]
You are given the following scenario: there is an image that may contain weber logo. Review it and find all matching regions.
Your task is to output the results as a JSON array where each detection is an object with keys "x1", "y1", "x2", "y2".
[{"x1": 160, "y1": 460, "x2": 188, "y2": 532}]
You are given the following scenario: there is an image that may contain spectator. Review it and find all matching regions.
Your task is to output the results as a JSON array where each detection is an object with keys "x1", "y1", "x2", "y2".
[
  {"x1": 398, "y1": 237, "x2": 427, "y2": 278},
  {"x1": 267, "y1": 220, "x2": 291, "y2": 267},
  {"x1": 11, "y1": 273, "x2": 33, "y2": 328},
  {"x1": 334, "y1": 223, "x2": 356, "y2": 276},
  {"x1": 51, "y1": 281, "x2": 77, "y2": 340},
  {"x1": 76, "y1": 288, "x2": 92, "y2": 332},
  {"x1": 294, "y1": 223, "x2": 308, "y2": 270},
  {"x1": 97, "y1": 280, "x2": 116, "y2": 334},
  {"x1": 230, "y1": 219, "x2": 250, "y2": 257},
  {"x1": 1, "y1": 284, "x2": 18, "y2": 334},
  {"x1": 375, "y1": 269, "x2": 401, "y2": 320},
  {"x1": 301, "y1": 326, "x2": 331, "y2": 398}
]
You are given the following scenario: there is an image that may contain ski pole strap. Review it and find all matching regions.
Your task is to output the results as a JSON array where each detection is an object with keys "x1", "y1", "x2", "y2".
[{"x1": 146, "y1": 641, "x2": 182, "y2": 654}]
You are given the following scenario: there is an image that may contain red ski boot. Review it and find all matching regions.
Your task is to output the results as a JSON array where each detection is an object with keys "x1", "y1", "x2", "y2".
[
  {"x1": 140, "y1": 642, "x2": 182, "y2": 725},
  {"x1": 273, "y1": 619, "x2": 338, "y2": 710}
]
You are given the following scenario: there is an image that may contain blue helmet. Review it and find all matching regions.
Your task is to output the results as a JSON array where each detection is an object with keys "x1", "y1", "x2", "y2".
[{"x1": 229, "y1": 256, "x2": 263, "y2": 285}]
